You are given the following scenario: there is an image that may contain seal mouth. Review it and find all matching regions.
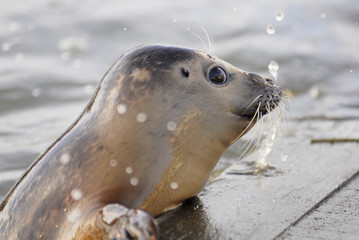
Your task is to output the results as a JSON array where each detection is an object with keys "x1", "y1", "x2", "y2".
[{"x1": 234, "y1": 94, "x2": 282, "y2": 120}]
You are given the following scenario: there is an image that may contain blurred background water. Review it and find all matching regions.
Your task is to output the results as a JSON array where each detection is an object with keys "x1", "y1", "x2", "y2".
[{"x1": 0, "y1": 0, "x2": 358, "y2": 200}]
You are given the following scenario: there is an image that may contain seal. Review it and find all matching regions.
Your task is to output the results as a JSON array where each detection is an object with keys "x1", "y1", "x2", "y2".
[{"x1": 0, "y1": 45, "x2": 282, "y2": 239}]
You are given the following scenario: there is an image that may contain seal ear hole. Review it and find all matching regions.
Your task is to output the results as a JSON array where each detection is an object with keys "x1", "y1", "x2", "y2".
[{"x1": 181, "y1": 68, "x2": 190, "y2": 78}]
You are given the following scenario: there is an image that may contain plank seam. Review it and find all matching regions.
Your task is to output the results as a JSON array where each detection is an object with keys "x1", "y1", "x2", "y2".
[{"x1": 273, "y1": 169, "x2": 359, "y2": 239}]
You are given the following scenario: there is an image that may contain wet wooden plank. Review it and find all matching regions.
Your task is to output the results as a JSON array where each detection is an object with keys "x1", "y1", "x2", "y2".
[{"x1": 277, "y1": 173, "x2": 359, "y2": 240}]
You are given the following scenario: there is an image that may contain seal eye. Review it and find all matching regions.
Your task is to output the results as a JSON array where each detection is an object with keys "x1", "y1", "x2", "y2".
[{"x1": 208, "y1": 67, "x2": 227, "y2": 84}]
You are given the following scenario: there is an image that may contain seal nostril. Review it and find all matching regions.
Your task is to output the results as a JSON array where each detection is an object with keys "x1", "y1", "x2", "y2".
[{"x1": 181, "y1": 68, "x2": 189, "y2": 78}]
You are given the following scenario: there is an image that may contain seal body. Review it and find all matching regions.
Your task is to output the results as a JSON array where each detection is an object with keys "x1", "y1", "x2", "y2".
[{"x1": 0, "y1": 45, "x2": 281, "y2": 239}]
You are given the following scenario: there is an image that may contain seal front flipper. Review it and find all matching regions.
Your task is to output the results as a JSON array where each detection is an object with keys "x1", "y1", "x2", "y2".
[{"x1": 74, "y1": 204, "x2": 159, "y2": 240}]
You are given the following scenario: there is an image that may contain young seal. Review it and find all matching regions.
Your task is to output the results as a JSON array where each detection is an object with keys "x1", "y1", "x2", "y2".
[{"x1": 0, "y1": 45, "x2": 282, "y2": 239}]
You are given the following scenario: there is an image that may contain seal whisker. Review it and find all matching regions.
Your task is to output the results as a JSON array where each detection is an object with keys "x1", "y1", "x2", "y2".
[
  {"x1": 199, "y1": 25, "x2": 215, "y2": 56},
  {"x1": 190, "y1": 25, "x2": 215, "y2": 55},
  {"x1": 243, "y1": 113, "x2": 262, "y2": 157},
  {"x1": 241, "y1": 95, "x2": 263, "y2": 116},
  {"x1": 247, "y1": 110, "x2": 265, "y2": 157},
  {"x1": 236, "y1": 105, "x2": 262, "y2": 161},
  {"x1": 191, "y1": 31, "x2": 208, "y2": 53},
  {"x1": 235, "y1": 103, "x2": 261, "y2": 143}
]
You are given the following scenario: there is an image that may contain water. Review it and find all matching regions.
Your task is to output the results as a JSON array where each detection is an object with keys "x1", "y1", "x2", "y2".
[
  {"x1": 268, "y1": 60, "x2": 279, "y2": 81},
  {"x1": 1, "y1": 0, "x2": 359, "y2": 199}
]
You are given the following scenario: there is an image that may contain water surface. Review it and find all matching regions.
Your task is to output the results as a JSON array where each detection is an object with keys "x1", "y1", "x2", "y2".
[{"x1": 1, "y1": 0, "x2": 358, "y2": 199}]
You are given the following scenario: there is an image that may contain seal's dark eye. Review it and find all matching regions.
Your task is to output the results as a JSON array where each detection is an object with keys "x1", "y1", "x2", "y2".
[{"x1": 208, "y1": 67, "x2": 227, "y2": 84}]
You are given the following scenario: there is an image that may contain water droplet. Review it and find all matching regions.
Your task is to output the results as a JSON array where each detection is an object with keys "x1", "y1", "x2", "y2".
[
  {"x1": 39, "y1": 233, "x2": 44, "y2": 239},
  {"x1": 281, "y1": 152, "x2": 288, "y2": 162},
  {"x1": 266, "y1": 24, "x2": 275, "y2": 35},
  {"x1": 136, "y1": 112, "x2": 147, "y2": 123},
  {"x1": 110, "y1": 159, "x2": 118, "y2": 167},
  {"x1": 130, "y1": 177, "x2": 139, "y2": 186},
  {"x1": 31, "y1": 88, "x2": 42, "y2": 97},
  {"x1": 187, "y1": 27, "x2": 191, "y2": 31},
  {"x1": 349, "y1": 69, "x2": 353, "y2": 73},
  {"x1": 60, "y1": 153, "x2": 71, "y2": 165},
  {"x1": 167, "y1": 121, "x2": 177, "y2": 131},
  {"x1": 55, "y1": 224, "x2": 59, "y2": 229},
  {"x1": 67, "y1": 208, "x2": 81, "y2": 222},
  {"x1": 276, "y1": 12, "x2": 284, "y2": 21},
  {"x1": 117, "y1": 104, "x2": 127, "y2": 115},
  {"x1": 125, "y1": 166, "x2": 133, "y2": 174},
  {"x1": 123, "y1": 27, "x2": 127, "y2": 31},
  {"x1": 320, "y1": 13, "x2": 326, "y2": 18},
  {"x1": 170, "y1": 182, "x2": 179, "y2": 189},
  {"x1": 268, "y1": 60, "x2": 279, "y2": 81},
  {"x1": 64, "y1": 208, "x2": 67, "y2": 212},
  {"x1": 71, "y1": 189, "x2": 83, "y2": 201},
  {"x1": 173, "y1": 18, "x2": 177, "y2": 23},
  {"x1": 233, "y1": 7, "x2": 238, "y2": 11}
]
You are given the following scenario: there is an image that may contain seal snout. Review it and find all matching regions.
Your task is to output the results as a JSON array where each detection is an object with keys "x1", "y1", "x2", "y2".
[
  {"x1": 256, "y1": 93, "x2": 281, "y2": 115},
  {"x1": 235, "y1": 76, "x2": 282, "y2": 119}
]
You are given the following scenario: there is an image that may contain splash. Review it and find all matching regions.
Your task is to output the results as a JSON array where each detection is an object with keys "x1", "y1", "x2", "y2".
[
  {"x1": 232, "y1": 95, "x2": 287, "y2": 177},
  {"x1": 254, "y1": 106, "x2": 282, "y2": 170}
]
